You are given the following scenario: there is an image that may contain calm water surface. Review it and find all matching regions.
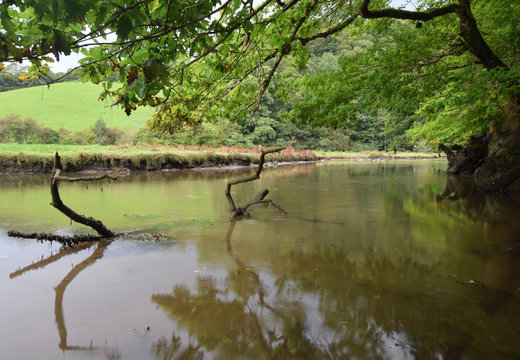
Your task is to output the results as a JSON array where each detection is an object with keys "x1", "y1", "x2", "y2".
[{"x1": 1, "y1": 160, "x2": 519, "y2": 360}]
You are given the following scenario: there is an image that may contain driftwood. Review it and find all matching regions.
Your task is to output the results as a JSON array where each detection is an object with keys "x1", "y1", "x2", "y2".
[
  {"x1": 225, "y1": 147, "x2": 288, "y2": 220},
  {"x1": 8, "y1": 152, "x2": 117, "y2": 243},
  {"x1": 7, "y1": 231, "x2": 102, "y2": 246}
]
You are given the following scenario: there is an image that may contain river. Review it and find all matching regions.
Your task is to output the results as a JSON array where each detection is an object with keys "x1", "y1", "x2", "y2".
[{"x1": 1, "y1": 159, "x2": 519, "y2": 359}]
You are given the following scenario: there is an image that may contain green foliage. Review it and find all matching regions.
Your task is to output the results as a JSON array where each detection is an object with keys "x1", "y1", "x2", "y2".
[
  {"x1": 0, "y1": 114, "x2": 135, "y2": 146},
  {"x1": 1, "y1": 0, "x2": 518, "y2": 155},
  {"x1": 136, "y1": 117, "x2": 351, "y2": 151},
  {"x1": 0, "y1": 114, "x2": 59, "y2": 144}
]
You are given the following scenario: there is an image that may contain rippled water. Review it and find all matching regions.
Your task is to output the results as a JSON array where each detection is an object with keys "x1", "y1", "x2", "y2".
[{"x1": 1, "y1": 159, "x2": 519, "y2": 359}]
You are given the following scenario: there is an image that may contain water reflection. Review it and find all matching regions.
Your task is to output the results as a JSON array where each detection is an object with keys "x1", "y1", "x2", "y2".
[
  {"x1": 152, "y1": 221, "x2": 330, "y2": 359},
  {"x1": 0, "y1": 163, "x2": 317, "y2": 189},
  {"x1": 2, "y1": 160, "x2": 520, "y2": 359},
  {"x1": 150, "y1": 165, "x2": 520, "y2": 359},
  {"x1": 9, "y1": 241, "x2": 118, "y2": 357}
]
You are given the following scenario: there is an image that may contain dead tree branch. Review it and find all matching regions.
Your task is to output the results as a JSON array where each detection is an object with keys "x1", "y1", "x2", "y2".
[
  {"x1": 8, "y1": 152, "x2": 117, "y2": 243},
  {"x1": 6, "y1": 231, "x2": 103, "y2": 246},
  {"x1": 50, "y1": 152, "x2": 116, "y2": 238},
  {"x1": 225, "y1": 147, "x2": 288, "y2": 220}
]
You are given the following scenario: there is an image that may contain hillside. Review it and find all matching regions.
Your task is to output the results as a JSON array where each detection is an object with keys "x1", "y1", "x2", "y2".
[{"x1": 0, "y1": 82, "x2": 153, "y2": 131}]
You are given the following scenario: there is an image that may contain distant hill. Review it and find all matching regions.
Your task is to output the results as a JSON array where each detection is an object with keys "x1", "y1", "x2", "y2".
[{"x1": 0, "y1": 82, "x2": 154, "y2": 131}]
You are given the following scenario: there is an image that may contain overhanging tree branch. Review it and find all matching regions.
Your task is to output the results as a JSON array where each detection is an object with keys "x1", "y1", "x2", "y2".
[
  {"x1": 359, "y1": 0, "x2": 507, "y2": 71},
  {"x1": 359, "y1": 0, "x2": 458, "y2": 22}
]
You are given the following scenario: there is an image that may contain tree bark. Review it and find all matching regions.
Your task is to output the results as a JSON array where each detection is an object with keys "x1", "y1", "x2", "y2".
[{"x1": 361, "y1": 0, "x2": 520, "y2": 191}]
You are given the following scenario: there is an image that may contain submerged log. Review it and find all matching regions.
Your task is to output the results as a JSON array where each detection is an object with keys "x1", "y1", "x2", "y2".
[{"x1": 225, "y1": 147, "x2": 288, "y2": 220}]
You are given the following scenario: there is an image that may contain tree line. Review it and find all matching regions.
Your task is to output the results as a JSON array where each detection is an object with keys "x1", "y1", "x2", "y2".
[{"x1": 0, "y1": 114, "x2": 353, "y2": 151}]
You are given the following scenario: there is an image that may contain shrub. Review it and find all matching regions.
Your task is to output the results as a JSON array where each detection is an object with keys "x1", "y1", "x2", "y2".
[{"x1": 0, "y1": 114, "x2": 59, "y2": 144}]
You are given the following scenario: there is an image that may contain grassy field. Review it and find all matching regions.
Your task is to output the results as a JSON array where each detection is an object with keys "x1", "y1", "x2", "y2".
[{"x1": 0, "y1": 82, "x2": 153, "y2": 131}]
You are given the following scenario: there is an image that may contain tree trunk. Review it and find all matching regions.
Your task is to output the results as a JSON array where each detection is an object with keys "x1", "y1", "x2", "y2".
[{"x1": 361, "y1": 0, "x2": 520, "y2": 191}]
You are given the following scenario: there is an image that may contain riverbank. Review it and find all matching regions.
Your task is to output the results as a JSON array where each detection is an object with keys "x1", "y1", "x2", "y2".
[
  {"x1": 0, "y1": 144, "x2": 319, "y2": 174},
  {"x1": 0, "y1": 144, "x2": 442, "y2": 174}
]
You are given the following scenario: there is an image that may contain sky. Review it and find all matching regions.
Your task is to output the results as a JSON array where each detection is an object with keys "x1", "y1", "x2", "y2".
[{"x1": 48, "y1": 52, "x2": 85, "y2": 73}]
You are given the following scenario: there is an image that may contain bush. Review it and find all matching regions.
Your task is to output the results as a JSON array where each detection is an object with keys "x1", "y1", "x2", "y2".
[{"x1": 0, "y1": 114, "x2": 59, "y2": 144}]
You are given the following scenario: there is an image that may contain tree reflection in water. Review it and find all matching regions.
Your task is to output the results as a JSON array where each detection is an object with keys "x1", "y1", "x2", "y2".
[
  {"x1": 6, "y1": 166, "x2": 520, "y2": 359},
  {"x1": 152, "y1": 221, "x2": 330, "y2": 359},
  {"x1": 151, "y1": 181, "x2": 520, "y2": 359},
  {"x1": 9, "y1": 241, "x2": 119, "y2": 358}
]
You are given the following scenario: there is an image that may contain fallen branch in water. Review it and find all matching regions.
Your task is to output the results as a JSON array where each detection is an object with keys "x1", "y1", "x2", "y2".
[
  {"x1": 7, "y1": 231, "x2": 103, "y2": 246},
  {"x1": 225, "y1": 147, "x2": 288, "y2": 220},
  {"x1": 8, "y1": 152, "x2": 117, "y2": 244}
]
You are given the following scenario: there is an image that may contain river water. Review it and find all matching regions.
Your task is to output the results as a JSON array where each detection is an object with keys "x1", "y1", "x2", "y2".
[{"x1": 0, "y1": 159, "x2": 519, "y2": 360}]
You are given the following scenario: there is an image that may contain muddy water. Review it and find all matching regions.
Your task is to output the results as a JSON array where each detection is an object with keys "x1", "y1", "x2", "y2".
[{"x1": 1, "y1": 160, "x2": 519, "y2": 360}]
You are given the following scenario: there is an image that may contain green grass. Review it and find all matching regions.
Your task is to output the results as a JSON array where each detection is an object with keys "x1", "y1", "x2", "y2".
[
  {"x1": 0, "y1": 144, "x2": 440, "y2": 159},
  {"x1": 0, "y1": 82, "x2": 154, "y2": 131}
]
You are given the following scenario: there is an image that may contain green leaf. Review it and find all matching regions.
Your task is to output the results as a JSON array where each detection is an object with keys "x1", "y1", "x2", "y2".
[{"x1": 116, "y1": 14, "x2": 133, "y2": 41}]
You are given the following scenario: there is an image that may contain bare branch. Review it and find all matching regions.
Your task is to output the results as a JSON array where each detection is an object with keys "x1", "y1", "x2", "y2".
[
  {"x1": 359, "y1": 0, "x2": 458, "y2": 22},
  {"x1": 227, "y1": 147, "x2": 285, "y2": 188},
  {"x1": 51, "y1": 153, "x2": 116, "y2": 238},
  {"x1": 225, "y1": 147, "x2": 287, "y2": 219}
]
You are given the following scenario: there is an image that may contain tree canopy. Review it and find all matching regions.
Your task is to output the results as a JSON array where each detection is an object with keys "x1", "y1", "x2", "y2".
[{"x1": 1, "y1": 0, "x2": 519, "y2": 165}]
